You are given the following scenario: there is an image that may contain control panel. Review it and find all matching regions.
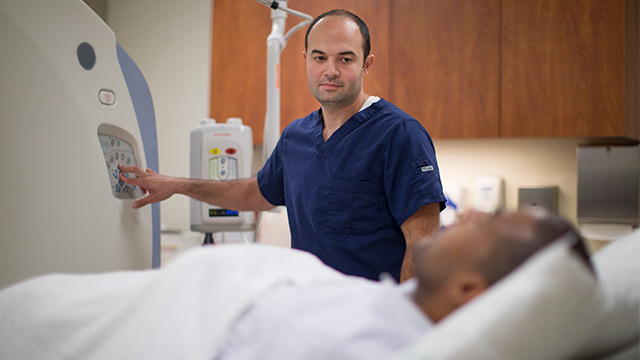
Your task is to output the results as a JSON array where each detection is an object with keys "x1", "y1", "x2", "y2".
[
  {"x1": 201, "y1": 136, "x2": 242, "y2": 219},
  {"x1": 209, "y1": 155, "x2": 238, "y2": 182},
  {"x1": 99, "y1": 133, "x2": 142, "y2": 199}
]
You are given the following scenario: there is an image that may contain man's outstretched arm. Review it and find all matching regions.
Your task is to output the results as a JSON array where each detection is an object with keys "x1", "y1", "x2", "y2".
[{"x1": 118, "y1": 165, "x2": 274, "y2": 211}]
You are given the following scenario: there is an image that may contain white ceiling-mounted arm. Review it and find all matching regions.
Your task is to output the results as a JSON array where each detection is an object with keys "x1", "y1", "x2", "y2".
[{"x1": 252, "y1": 0, "x2": 312, "y2": 165}]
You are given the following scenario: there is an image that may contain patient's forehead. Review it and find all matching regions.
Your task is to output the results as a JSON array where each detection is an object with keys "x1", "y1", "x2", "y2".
[
  {"x1": 490, "y1": 211, "x2": 539, "y2": 235},
  {"x1": 441, "y1": 210, "x2": 538, "y2": 248},
  {"x1": 427, "y1": 219, "x2": 494, "y2": 255},
  {"x1": 418, "y1": 210, "x2": 539, "y2": 261}
]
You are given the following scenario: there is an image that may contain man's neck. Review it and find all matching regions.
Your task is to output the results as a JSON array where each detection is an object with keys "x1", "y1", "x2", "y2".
[{"x1": 321, "y1": 92, "x2": 369, "y2": 141}]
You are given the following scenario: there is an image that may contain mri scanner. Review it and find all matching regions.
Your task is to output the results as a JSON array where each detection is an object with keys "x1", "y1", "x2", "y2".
[{"x1": 0, "y1": 0, "x2": 160, "y2": 289}]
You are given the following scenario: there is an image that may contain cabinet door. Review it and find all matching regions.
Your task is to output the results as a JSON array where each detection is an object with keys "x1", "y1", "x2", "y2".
[
  {"x1": 391, "y1": 0, "x2": 500, "y2": 138},
  {"x1": 210, "y1": 0, "x2": 269, "y2": 144},
  {"x1": 501, "y1": 0, "x2": 627, "y2": 137}
]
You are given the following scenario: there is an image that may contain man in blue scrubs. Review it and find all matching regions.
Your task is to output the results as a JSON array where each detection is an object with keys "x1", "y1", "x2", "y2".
[{"x1": 120, "y1": 9, "x2": 446, "y2": 282}]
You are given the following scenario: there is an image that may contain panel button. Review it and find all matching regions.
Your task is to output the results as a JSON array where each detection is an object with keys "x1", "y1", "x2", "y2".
[{"x1": 99, "y1": 89, "x2": 116, "y2": 105}]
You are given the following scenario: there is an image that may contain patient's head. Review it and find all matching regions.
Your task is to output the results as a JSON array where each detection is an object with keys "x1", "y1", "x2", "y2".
[{"x1": 412, "y1": 209, "x2": 586, "y2": 322}]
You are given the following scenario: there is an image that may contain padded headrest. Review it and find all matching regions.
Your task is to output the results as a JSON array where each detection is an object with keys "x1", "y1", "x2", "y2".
[
  {"x1": 573, "y1": 229, "x2": 640, "y2": 359},
  {"x1": 392, "y1": 234, "x2": 602, "y2": 360}
]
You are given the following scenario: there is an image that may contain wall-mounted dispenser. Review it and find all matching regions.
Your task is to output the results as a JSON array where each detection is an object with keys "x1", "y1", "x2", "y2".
[
  {"x1": 473, "y1": 176, "x2": 505, "y2": 213},
  {"x1": 518, "y1": 186, "x2": 559, "y2": 215},
  {"x1": 577, "y1": 145, "x2": 639, "y2": 224}
]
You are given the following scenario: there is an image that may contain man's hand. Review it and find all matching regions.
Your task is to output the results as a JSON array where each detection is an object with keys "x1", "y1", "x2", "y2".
[{"x1": 118, "y1": 164, "x2": 180, "y2": 209}]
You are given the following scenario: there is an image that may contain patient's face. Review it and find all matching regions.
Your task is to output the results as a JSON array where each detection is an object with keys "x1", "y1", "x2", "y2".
[
  {"x1": 413, "y1": 210, "x2": 539, "y2": 287},
  {"x1": 413, "y1": 212, "x2": 493, "y2": 289},
  {"x1": 412, "y1": 210, "x2": 541, "y2": 322}
]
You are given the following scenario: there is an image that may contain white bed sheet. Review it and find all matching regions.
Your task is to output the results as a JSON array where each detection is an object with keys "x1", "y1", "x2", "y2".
[{"x1": 0, "y1": 244, "x2": 351, "y2": 360}]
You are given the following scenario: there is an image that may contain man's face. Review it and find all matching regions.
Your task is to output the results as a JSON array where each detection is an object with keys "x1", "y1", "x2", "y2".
[{"x1": 303, "y1": 16, "x2": 371, "y2": 108}]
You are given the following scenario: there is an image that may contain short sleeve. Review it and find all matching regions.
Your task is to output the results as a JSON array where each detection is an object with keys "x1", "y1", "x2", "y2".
[
  {"x1": 383, "y1": 120, "x2": 446, "y2": 226},
  {"x1": 257, "y1": 138, "x2": 286, "y2": 206}
]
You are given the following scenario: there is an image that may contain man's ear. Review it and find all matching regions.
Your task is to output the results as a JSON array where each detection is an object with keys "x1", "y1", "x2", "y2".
[
  {"x1": 363, "y1": 54, "x2": 374, "y2": 75},
  {"x1": 450, "y1": 272, "x2": 488, "y2": 306}
]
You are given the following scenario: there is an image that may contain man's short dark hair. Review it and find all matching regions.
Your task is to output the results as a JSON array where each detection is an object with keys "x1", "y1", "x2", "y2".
[{"x1": 304, "y1": 9, "x2": 371, "y2": 61}]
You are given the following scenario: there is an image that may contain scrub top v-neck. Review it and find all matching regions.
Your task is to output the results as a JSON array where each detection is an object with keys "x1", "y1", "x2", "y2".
[{"x1": 257, "y1": 98, "x2": 445, "y2": 281}]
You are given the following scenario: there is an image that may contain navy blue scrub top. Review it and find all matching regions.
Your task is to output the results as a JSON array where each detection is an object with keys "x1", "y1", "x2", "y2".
[{"x1": 257, "y1": 98, "x2": 446, "y2": 281}]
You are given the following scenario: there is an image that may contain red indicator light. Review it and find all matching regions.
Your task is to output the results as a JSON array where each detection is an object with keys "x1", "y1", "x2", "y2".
[{"x1": 226, "y1": 148, "x2": 237, "y2": 154}]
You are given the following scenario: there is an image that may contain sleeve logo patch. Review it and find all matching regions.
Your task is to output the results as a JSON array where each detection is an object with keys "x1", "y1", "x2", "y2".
[{"x1": 421, "y1": 165, "x2": 434, "y2": 172}]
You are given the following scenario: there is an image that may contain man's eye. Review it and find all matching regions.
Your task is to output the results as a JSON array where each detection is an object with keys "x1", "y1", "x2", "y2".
[{"x1": 341, "y1": 58, "x2": 353, "y2": 63}]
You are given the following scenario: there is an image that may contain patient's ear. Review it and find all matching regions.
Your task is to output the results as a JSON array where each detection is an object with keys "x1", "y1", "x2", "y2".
[
  {"x1": 451, "y1": 272, "x2": 488, "y2": 306},
  {"x1": 422, "y1": 272, "x2": 490, "y2": 323}
]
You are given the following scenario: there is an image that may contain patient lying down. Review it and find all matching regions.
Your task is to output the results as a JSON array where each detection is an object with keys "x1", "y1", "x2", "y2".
[{"x1": 0, "y1": 210, "x2": 592, "y2": 360}]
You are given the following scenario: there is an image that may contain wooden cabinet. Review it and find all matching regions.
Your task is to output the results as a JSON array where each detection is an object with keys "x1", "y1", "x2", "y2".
[
  {"x1": 391, "y1": 0, "x2": 638, "y2": 139},
  {"x1": 390, "y1": 0, "x2": 501, "y2": 138},
  {"x1": 501, "y1": 0, "x2": 638, "y2": 139},
  {"x1": 209, "y1": 0, "x2": 268, "y2": 144},
  {"x1": 211, "y1": 0, "x2": 639, "y2": 142}
]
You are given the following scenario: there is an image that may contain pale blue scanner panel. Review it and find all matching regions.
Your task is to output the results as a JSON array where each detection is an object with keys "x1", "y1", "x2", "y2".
[{"x1": 116, "y1": 42, "x2": 161, "y2": 268}]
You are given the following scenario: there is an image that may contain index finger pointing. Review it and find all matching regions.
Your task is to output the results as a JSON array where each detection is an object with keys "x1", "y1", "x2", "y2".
[{"x1": 118, "y1": 164, "x2": 144, "y2": 176}]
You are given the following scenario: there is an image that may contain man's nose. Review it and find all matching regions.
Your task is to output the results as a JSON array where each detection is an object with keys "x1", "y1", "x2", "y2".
[{"x1": 323, "y1": 60, "x2": 340, "y2": 77}]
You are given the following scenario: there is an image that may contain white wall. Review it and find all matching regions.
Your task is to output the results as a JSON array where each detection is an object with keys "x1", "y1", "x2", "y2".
[
  {"x1": 102, "y1": 0, "x2": 589, "y2": 234},
  {"x1": 435, "y1": 138, "x2": 582, "y2": 224},
  {"x1": 105, "y1": 0, "x2": 212, "y2": 230},
  {"x1": 82, "y1": 0, "x2": 106, "y2": 18}
]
